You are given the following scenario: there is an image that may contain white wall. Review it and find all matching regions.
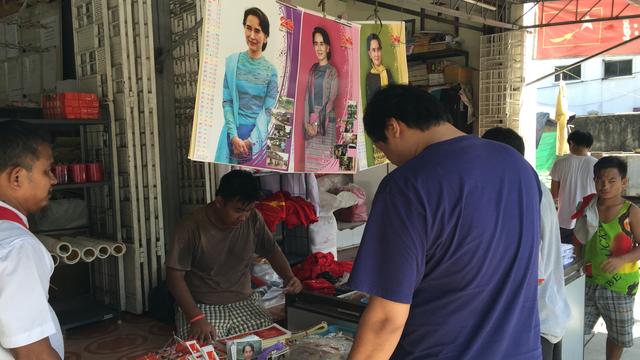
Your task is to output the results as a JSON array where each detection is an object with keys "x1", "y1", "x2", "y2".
[{"x1": 531, "y1": 55, "x2": 640, "y2": 115}]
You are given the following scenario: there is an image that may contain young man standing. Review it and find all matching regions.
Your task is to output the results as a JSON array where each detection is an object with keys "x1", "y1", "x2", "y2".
[
  {"x1": 574, "y1": 156, "x2": 640, "y2": 360},
  {"x1": 483, "y1": 127, "x2": 571, "y2": 360},
  {"x1": 0, "y1": 120, "x2": 63, "y2": 359},
  {"x1": 166, "y1": 170, "x2": 302, "y2": 342},
  {"x1": 550, "y1": 130, "x2": 598, "y2": 244},
  {"x1": 347, "y1": 85, "x2": 542, "y2": 359}
]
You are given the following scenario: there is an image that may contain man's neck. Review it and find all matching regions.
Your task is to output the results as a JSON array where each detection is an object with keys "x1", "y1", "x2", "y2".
[
  {"x1": 597, "y1": 195, "x2": 625, "y2": 208},
  {"x1": 570, "y1": 148, "x2": 589, "y2": 156},
  {"x1": 0, "y1": 195, "x2": 28, "y2": 217},
  {"x1": 407, "y1": 123, "x2": 465, "y2": 156},
  {"x1": 206, "y1": 204, "x2": 232, "y2": 231}
]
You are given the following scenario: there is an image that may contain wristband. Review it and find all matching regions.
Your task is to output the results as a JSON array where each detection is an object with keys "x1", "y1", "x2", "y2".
[{"x1": 189, "y1": 313, "x2": 205, "y2": 323}]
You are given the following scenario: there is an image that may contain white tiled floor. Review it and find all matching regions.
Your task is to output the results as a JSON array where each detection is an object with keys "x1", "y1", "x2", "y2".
[{"x1": 584, "y1": 295, "x2": 640, "y2": 359}]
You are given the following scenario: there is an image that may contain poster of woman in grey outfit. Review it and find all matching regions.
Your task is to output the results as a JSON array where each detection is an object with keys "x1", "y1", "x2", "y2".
[{"x1": 303, "y1": 26, "x2": 339, "y2": 171}]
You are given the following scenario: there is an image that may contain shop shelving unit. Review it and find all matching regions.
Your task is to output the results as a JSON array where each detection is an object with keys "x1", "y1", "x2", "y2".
[{"x1": 0, "y1": 107, "x2": 124, "y2": 330}]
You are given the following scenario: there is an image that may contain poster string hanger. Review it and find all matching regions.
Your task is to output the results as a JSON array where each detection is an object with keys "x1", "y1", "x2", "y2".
[
  {"x1": 317, "y1": 0, "x2": 326, "y2": 17},
  {"x1": 365, "y1": 1, "x2": 384, "y2": 34}
]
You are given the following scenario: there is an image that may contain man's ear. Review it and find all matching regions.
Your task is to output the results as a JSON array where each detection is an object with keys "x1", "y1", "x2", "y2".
[
  {"x1": 622, "y1": 177, "x2": 629, "y2": 188},
  {"x1": 7, "y1": 167, "x2": 26, "y2": 189},
  {"x1": 386, "y1": 117, "x2": 401, "y2": 139},
  {"x1": 214, "y1": 196, "x2": 225, "y2": 208}
]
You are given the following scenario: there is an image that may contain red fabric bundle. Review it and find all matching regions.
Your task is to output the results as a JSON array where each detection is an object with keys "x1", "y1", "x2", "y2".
[
  {"x1": 303, "y1": 278, "x2": 336, "y2": 296},
  {"x1": 255, "y1": 191, "x2": 318, "y2": 232},
  {"x1": 293, "y1": 252, "x2": 354, "y2": 282}
]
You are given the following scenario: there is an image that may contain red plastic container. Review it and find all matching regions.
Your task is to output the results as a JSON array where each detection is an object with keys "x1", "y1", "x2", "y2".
[
  {"x1": 86, "y1": 163, "x2": 104, "y2": 182},
  {"x1": 42, "y1": 92, "x2": 100, "y2": 120},
  {"x1": 52, "y1": 164, "x2": 68, "y2": 184},
  {"x1": 69, "y1": 164, "x2": 87, "y2": 183}
]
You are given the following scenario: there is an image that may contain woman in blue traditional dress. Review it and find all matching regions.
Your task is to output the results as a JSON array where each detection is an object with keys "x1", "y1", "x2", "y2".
[{"x1": 215, "y1": 7, "x2": 279, "y2": 164}]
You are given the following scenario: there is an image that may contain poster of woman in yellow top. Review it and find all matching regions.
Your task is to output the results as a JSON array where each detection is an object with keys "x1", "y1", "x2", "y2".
[{"x1": 358, "y1": 22, "x2": 409, "y2": 168}]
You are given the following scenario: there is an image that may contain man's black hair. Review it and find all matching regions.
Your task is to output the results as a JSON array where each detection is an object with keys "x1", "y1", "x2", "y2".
[
  {"x1": 312, "y1": 26, "x2": 331, "y2": 61},
  {"x1": 567, "y1": 130, "x2": 593, "y2": 148},
  {"x1": 216, "y1": 170, "x2": 260, "y2": 203},
  {"x1": 481, "y1": 127, "x2": 525, "y2": 156},
  {"x1": 366, "y1": 33, "x2": 382, "y2": 51},
  {"x1": 594, "y1": 156, "x2": 627, "y2": 179},
  {"x1": 242, "y1": 343, "x2": 255, "y2": 352},
  {"x1": 0, "y1": 120, "x2": 51, "y2": 172},
  {"x1": 363, "y1": 84, "x2": 451, "y2": 143},
  {"x1": 243, "y1": 7, "x2": 270, "y2": 51}
]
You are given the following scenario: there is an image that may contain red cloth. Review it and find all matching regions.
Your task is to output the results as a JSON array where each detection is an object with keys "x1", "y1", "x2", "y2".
[
  {"x1": 570, "y1": 193, "x2": 597, "y2": 220},
  {"x1": 293, "y1": 252, "x2": 354, "y2": 282},
  {"x1": 303, "y1": 278, "x2": 336, "y2": 296},
  {"x1": 255, "y1": 191, "x2": 318, "y2": 232}
]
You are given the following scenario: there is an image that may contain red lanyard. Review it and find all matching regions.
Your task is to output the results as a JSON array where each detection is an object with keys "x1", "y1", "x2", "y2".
[{"x1": 0, "y1": 206, "x2": 28, "y2": 229}]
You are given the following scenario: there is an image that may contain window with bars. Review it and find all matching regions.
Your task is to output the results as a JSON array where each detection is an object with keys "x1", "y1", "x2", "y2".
[
  {"x1": 604, "y1": 59, "x2": 633, "y2": 79},
  {"x1": 554, "y1": 65, "x2": 581, "y2": 82}
]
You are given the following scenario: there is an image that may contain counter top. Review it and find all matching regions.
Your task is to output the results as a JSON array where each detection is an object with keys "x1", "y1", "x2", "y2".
[{"x1": 564, "y1": 259, "x2": 584, "y2": 285}]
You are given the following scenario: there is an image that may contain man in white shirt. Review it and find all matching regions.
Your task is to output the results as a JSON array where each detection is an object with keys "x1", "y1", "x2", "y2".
[
  {"x1": 483, "y1": 127, "x2": 571, "y2": 360},
  {"x1": 550, "y1": 130, "x2": 598, "y2": 244},
  {"x1": 0, "y1": 120, "x2": 63, "y2": 359}
]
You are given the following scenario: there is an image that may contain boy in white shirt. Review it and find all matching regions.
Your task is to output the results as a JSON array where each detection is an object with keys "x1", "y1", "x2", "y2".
[
  {"x1": 550, "y1": 130, "x2": 598, "y2": 244},
  {"x1": 0, "y1": 120, "x2": 63, "y2": 359},
  {"x1": 483, "y1": 127, "x2": 571, "y2": 360}
]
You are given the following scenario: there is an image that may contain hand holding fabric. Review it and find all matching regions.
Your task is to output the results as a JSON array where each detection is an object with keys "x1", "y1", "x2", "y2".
[
  {"x1": 190, "y1": 318, "x2": 217, "y2": 344},
  {"x1": 284, "y1": 276, "x2": 303, "y2": 294}
]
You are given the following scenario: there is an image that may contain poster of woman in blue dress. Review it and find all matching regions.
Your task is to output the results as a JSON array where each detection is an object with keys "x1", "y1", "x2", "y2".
[
  {"x1": 189, "y1": 1, "x2": 302, "y2": 170},
  {"x1": 215, "y1": 7, "x2": 279, "y2": 165}
]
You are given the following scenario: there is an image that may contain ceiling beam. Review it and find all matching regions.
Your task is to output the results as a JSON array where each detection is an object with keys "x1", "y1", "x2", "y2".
[{"x1": 352, "y1": 0, "x2": 485, "y2": 32}]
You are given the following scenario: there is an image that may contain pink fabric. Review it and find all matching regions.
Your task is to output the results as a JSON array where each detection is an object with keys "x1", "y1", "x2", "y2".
[{"x1": 332, "y1": 184, "x2": 368, "y2": 222}]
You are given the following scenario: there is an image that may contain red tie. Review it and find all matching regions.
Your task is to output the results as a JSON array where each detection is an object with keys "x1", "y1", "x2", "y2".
[{"x1": 0, "y1": 206, "x2": 28, "y2": 229}]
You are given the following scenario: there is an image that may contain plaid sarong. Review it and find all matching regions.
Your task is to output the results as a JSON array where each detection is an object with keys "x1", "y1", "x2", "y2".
[
  {"x1": 584, "y1": 282, "x2": 636, "y2": 348},
  {"x1": 176, "y1": 292, "x2": 273, "y2": 340}
]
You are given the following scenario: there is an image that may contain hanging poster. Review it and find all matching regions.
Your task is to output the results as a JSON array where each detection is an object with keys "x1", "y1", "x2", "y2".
[
  {"x1": 357, "y1": 21, "x2": 409, "y2": 169},
  {"x1": 292, "y1": 12, "x2": 361, "y2": 173},
  {"x1": 189, "y1": 0, "x2": 302, "y2": 171}
]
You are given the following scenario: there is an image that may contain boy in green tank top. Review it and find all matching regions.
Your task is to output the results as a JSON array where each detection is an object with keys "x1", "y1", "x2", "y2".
[{"x1": 574, "y1": 156, "x2": 640, "y2": 360}]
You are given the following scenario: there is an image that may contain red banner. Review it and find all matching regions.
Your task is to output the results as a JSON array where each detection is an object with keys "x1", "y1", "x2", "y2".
[{"x1": 535, "y1": 0, "x2": 640, "y2": 59}]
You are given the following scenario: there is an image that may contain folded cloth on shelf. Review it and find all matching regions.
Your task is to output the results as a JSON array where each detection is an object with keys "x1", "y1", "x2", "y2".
[
  {"x1": 255, "y1": 192, "x2": 319, "y2": 232},
  {"x1": 303, "y1": 279, "x2": 336, "y2": 296},
  {"x1": 293, "y1": 252, "x2": 353, "y2": 286}
]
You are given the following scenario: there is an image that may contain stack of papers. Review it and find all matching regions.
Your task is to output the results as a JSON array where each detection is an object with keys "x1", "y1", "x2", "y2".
[{"x1": 561, "y1": 244, "x2": 575, "y2": 266}]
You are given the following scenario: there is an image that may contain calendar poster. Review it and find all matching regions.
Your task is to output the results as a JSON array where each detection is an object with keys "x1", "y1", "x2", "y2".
[{"x1": 189, "y1": 0, "x2": 302, "y2": 171}]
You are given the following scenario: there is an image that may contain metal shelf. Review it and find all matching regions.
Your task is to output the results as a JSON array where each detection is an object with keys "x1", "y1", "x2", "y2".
[
  {"x1": 50, "y1": 295, "x2": 119, "y2": 330},
  {"x1": 0, "y1": 117, "x2": 108, "y2": 126},
  {"x1": 407, "y1": 48, "x2": 469, "y2": 66},
  {"x1": 53, "y1": 181, "x2": 111, "y2": 191}
]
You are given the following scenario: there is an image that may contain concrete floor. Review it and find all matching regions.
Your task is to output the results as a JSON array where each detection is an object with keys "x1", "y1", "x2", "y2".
[{"x1": 584, "y1": 295, "x2": 640, "y2": 360}]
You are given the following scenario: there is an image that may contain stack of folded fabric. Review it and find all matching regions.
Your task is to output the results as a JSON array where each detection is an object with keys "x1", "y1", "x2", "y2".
[
  {"x1": 255, "y1": 191, "x2": 319, "y2": 232},
  {"x1": 293, "y1": 252, "x2": 354, "y2": 296},
  {"x1": 561, "y1": 244, "x2": 575, "y2": 266}
]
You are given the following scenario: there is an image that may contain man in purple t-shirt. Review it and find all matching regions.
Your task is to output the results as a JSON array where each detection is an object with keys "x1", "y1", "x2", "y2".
[{"x1": 347, "y1": 85, "x2": 542, "y2": 360}]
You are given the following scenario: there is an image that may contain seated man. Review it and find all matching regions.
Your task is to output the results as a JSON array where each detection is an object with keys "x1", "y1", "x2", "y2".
[{"x1": 166, "y1": 170, "x2": 302, "y2": 342}]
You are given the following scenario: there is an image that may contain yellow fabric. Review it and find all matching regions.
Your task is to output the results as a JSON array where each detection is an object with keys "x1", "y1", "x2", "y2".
[
  {"x1": 555, "y1": 80, "x2": 569, "y2": 156},
  {"x1": 370, "y1": 64, "x2": 389, "y2": 87}
]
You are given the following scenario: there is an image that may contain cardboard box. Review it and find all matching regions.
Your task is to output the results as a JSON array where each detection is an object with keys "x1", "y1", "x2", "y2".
[{"x1": 444, "y1": 64, "x2": 472, "y2": 84}]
